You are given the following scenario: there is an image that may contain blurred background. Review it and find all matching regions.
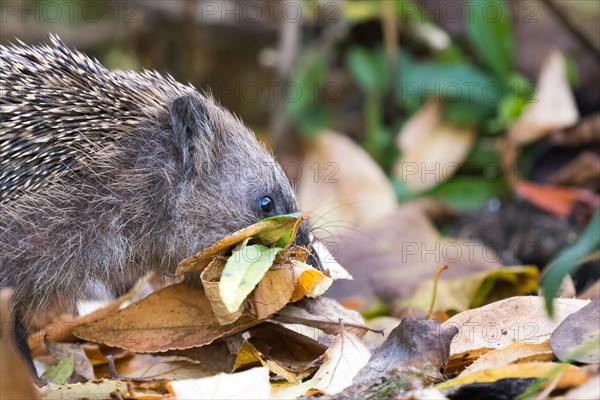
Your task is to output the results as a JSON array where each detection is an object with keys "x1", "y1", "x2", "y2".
[{"x1": 2, "y1": 0, "x2": 599, "y2": 317}]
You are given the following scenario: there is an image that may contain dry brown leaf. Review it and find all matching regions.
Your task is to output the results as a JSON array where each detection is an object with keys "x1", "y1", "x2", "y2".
[
  {"x1": 73, "y1": 283, "x2": 265, "y2": 352},
  {"x1": 249, "y1": 322, "x2": 327, "y2": 367},
  {"x1": 272, "y1": 297, "x2": 370, "y2": 338},
  {"x1": 564, "y1": 373, "x2": 600, "y2": 399},
  {"x1": 551, "y1": 112, "x2": 600, "y2": 147},
  {"x1": 0, "y1": 289, "x2": 39, "y2": 400},
  {"x1": 201, "y1": 257, "x2": 245, "y2": 325},
  {"x1": 338, "y1": 319, "x2": 457, "y2": 398},
  {"x1": 232, "y1": 339, "x2": 315, "y2": 383},
  {"x1": 163, "y1": 341, "x2": 236, "y2": 374},
  {"x1": 393, "y1": 102, "x2": 476, "y2": 193},
  {"x1": 549, "y1": 151, "x2": 600, "y2": 191},
  {"x1": 202, "y1": 256, "x2": 332, "y2": 325},
  {"x1": 436, "y1": 362, "x2": 592, "y2": 391},
  {"x1": 167, "y1": 367, "x2": 271, "y2": 399},
  {"x1": 508, "y1": 51, "x2": 579, "y2": 145},
  {"x1": 311, "y1": 329, "x2": 371, "y2": 395},
  {"x1": 29, "y1": 273, "x2": 153, "y2": 354},
  {"x1": 247, "y1": 322, "x2": 327, "y2": 379},
  {"x1": 176, "y1": 215, "x2": 303, "y2": 275},
  {"x1": 443, "y1": 296, "x2": 590, "y2": 372},
  {"x1": 297, "y1": 130, "x2": 397, "y2": 234},
  {"x1": 550, "y1": 299, "x2": 600, "y2": 363},
  {"x1": 128, "y1": 360, "x2": 217, "y2": 380},
  {"x1": 458, "y1": 341, "x2": 554, "y2": 377}
]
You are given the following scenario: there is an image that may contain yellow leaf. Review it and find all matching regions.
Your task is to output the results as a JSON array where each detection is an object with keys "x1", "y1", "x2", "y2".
[
  {"x1": 395, "y1": 266, "x2": 539, "y2": 315},
  {"x1": 457, "y1": 341, "x2": 554, "y2": 377},
  {"x1": 436, "y1": 362, "x2": 591, "y2": 391}
]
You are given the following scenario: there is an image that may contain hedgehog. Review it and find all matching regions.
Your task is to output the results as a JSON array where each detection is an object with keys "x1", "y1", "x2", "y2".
[{"x1": 0, "y1": 35, "x2": 312, "y2": 367}]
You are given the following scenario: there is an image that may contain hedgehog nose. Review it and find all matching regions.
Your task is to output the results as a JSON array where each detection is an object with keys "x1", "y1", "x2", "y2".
[{"x1": 294, "y1": 220, "x2": 322, "y2": 271}]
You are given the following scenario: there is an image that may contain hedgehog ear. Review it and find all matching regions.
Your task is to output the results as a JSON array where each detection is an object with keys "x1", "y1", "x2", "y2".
[{"x1": 169, "y1": 94, "x2": 211, "y2": 169}]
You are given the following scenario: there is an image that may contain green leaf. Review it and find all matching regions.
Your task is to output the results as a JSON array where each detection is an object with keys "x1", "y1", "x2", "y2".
[
  {"x1": 465, "y1": 0, "x2": 515, "y2": 82},
  {"x1": 220, "y1": 239, "x2": 283, "y2": 313},
  {"x1": 425, "y1": 176, "x2": 509, "y2": 211},
  {"x1": 257, "y1": 212, "x2": 302, "y2": 247},
  {"x1": 347, "y1": 46, "x2": 388, "y2": 92},
  {"x1": 43, "y1": 355, "x2": 74, "y2": 385},
  {"x1": 541, "y1": 210, "x2": 600, "y2": 316},
  {"x1": 445, "y1": 102, "x2": 496, "y2": 125},
  {"x1": 471, "y1": 266, "x2": 539, "y2": 307},
  {"x1": 287, "y1": 52, "x2": 330, "y2": 136},
  {"x1": 397, "y1": 62, "x2": 497, "y2": 116},
  {"x1": 341, "y1": 0, "x2": 382, "y2": 22}
]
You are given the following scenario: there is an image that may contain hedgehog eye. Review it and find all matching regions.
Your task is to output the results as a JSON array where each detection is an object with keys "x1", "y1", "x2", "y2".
[{"x1": 258, "y1": 196, "x2": 275, "y2": 214}]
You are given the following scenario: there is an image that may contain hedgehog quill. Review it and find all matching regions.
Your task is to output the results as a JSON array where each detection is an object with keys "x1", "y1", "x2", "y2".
[{"x1": 0, "y1": 35, "x2": 312, "y2": 369}]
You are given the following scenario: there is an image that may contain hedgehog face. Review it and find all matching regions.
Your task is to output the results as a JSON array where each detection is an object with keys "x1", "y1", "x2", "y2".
[{"x1": 166, "y1": 93, "x2": 310, "y2": 256}]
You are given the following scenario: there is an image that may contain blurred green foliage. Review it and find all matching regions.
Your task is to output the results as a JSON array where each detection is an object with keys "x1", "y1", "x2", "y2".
[
  {"x1": 291, "y1": 0, "x2": 535, "y2": 210},
  {"x1": 541, "y1": 210, "x2": 600, "y2": 316}
]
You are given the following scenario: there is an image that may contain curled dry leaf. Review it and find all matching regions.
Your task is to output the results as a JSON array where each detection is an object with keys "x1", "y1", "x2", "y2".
[
  {"x1": 202, "y1": 255, "x2": 333, "y2": 326},
  {"x1": 247, "y1": 322, "x2": 327, "y2": 373},
  {"x1": 508, "y1": 51, "x2": 579, "y2": 145},
  {"x1": 232, "y1": 322, "x2": 328, "y2": 383},
  {"x1": 176, "y1": 212, "x2": 303, "y2": 275},
  {"x1": 393, "y1": 102, "x2": 476, "y2": 194},
  {"x1": 442, "y1": 296, "x2": 590, "y2": 372},
  {"x1": 271, "y1": 297, "x2": 371, "y2": 339}
]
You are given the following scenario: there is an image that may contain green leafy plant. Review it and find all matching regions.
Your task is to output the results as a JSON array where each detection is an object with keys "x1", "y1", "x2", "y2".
[{"x1": 541, "y1": 210, "x2": 600, "y2": 316}]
